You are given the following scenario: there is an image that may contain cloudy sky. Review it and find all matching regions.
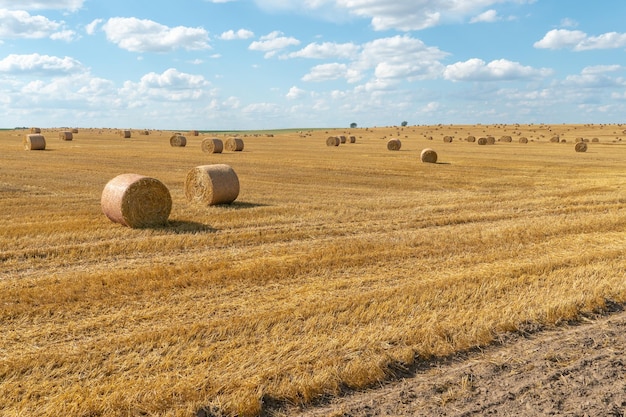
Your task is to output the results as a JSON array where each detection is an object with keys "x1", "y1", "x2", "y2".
[{"x1": 1, "y1": 1, "x2": 626, "y2": 130}]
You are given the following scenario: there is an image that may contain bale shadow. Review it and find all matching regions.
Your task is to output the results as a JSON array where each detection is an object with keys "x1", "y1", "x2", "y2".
[
  {"x1": 221, "y1": 201, "x2": 268, "y2": 210},
  {"x1": 161, "y1": 220, "x2": 216, "y2": 234}
]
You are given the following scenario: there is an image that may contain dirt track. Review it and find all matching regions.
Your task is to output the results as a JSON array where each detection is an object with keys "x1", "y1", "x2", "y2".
[{"x1": 288, "y1": 304, "x2": 626, "y2": 417}]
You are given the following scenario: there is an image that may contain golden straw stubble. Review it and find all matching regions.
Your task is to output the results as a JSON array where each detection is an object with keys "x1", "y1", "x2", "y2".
[
  {"x1": 101, "y1": 174, "x2": 172, "y2": 228},
  {"x1": 185, "y1": 164, "x2": 240, "y2": 205}
]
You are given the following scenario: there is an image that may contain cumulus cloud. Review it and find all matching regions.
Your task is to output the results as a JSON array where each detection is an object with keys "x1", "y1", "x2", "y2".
[
  {"x1": 249, "y1": 31, "x2": 300, "y2": 58},
  {"x1": 0, "y1": 9, "x2": 75, "y2": 40},
  {"x1": 0, "y1": 0, "x2": 84, "y2": 11},
  {"x1": 302, "y1": 63, "x2": 350, "y2": 82},
  {"x1": 286, "y1": 86, "x2": 307, "y2": 99},
  {"x1": 284, "y1": 41, "x2": 360, "y2": 59},
  {"x1": 443, "y1": 58, "x2": 552, "y2": 81},
  {"x1": 85, "y1": 19, "x2": 103, "y2": 35},
  {"x1": 120, "y1": 68, "x2": 211, "y2": 101},
  {"x1": 102, "y1": 17, "x2": 210, "y2": 53},
  {"x1": 534, "y1": 29, "x2": 626, "y2": 51},
  {"x1": 219, "y1": 29, "x2": 254, "y2": 40},
  {"x1": 0, "y1": 53, "x2": 84, "y2": 74},
  {"x1": 470, "y1": 9, "x2": 499, "y2": 23}
]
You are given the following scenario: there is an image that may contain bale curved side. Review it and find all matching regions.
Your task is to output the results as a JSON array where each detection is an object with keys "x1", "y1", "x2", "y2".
[
  {"x1": 225, "y1": 137, "x2": 244, "y2": 151},
  {"x1": 24, "y1": 134, "x2": 46, "y2": 150},
  {"x1": 326, "y1": 136, "x2": 340, "y2": 146},
  {"x1": 477, "y1": 137, "x2": 488, "y2": 145},
  {"x1": 420, "y1": 148, "x2": 438, "y2": 163},
  {"x1": 202, "y1": 138, "x2": 224, "y2": 154},
  {"x1": 519, "y1": 137, "x2": 528, "y2": 143},
  {"x1": 185, "y1": 164, "x2": 240, "y2": 205},
  {"x1": 101, "y1": 174, "x2": 172, "y2": 228},
  {"x1": 59, "y1": 131, "x2": 73, "y2": 141},
  {"x1": 170, "y1": 135, "x2": 187, "y2": 147},
  {"x1": 575, "y1": 142, "x2": 588, "y2": 152}
]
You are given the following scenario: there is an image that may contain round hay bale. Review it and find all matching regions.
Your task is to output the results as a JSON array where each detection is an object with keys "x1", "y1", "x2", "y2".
[
  {"x1": 592, "y1": 137, "x2": 600, "y2": 143},
  {"x1": 466, "y1": 135, "x2": 476, "y2": 142},
  {"x1": 185, "y1": 164, "x2": 239, "y2": 206},
  {"x1": 59, "y1": 131, "x2": 73, "y2": 141},
  {"x1": 326, "y1": 136, "x2": 340, "y2": 146},
  {"x1": 387, "y1": 138, "x2": 401, "y2": 151},
  {"x1": 339, "y1": 135, "x2": 347, "y2": 143},
  {"x1": 519, "y1": 137, "x2": 528, "y2": 143},
  {"x1": 225, "y1": 137, "x2": 244, "y2": 151},
  {"x1": 170, "y1": 135, "x2": 187, "y2": 147},
  {"x1": 550, "y1": 136, "x2": 560, "y2": 143},
  {"x1": 349, "y1": 136, "x2": 356, "y2": 143},
  {"x1": 486, "y1": 136, "x2": 496, "y2": 145},
  {"x1": 575, "y1": 142, "x2": 588, "y2": 152},
  {"x1": 499, "y1": 135, "x2": 512, "y2": 142},
  {"x1": 443, "y1": 136, "x2": 453, "y2": 143},
  {"x1": 140, "y1": 130, "x2": 150, "y2": 135},
  {"x1": 477, "y1": 137, "x2": 488, "y2": 145},
  {"x1": 201, "y1": 138, "x2": 223, "y2": 154},
  {"x1": 30, "y1": 127, "x2": 41, "y2": 134},
  {"x1": 101, "y1": 174, "x2": 172, "y2": 228},
  {"x1": 71, "y1": 128, "x2": 79, "y2": 134},
  {"x1": 420, "y1": 148, "x2": 438, "y2": 163},
  {"x1": 189, "y1": 130, "x2": 199, "y2": 136},
  {"x1": 121, "y1": 130, "x2": 131, "y2": 138},
  {"x1": 24, "y1": 134, "x2": 46, "y2": 150}
]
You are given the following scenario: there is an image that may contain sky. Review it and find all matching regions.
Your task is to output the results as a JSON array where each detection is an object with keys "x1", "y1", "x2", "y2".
[{"x1": 1, "y1": 1, "x2": 626, "y2": 130}]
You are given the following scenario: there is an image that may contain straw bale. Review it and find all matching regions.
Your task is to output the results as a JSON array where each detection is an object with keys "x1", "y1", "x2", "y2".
[
  {"x1": 59, "y1": 131, "x2": 73, "y2": 141},
  {"x1": 575, "y1": 142, "x2": 588, "y2": 152},
  {"x1": 349, "y1": 136, "x2": 356, "y2": 143},
  {"x1": 466, "y1": 135, "x2": 476, "y2": 142},
  {"x1": 30, "y1": 127, "x2": 41, "y2": 134},
  {"x1": 339, "y1": 135, "x2": 347, "y2": 143},
  {"x1": 420, "y1": 148, "x2": 438, "y2": 163},
  {"x1": 24, "y1": 134, "x2": 46, "y2": 150},
  {"x1": 71, "y1": 128, "x2": 79, "y2": 134},
  {"x1": 185, "y1": 164, "x2": 239, "y2": 206},
  {"x1": 101, "y1": 174, "x2": 172, "y2": 228},
  {"x1": 592, "y1": 137, "x2": 600, "y2": 143},
  {"x1": 477, "y1": 137, "x2": 488, "y2": 145},
  {"x1": 443, "y1": 136, "x2": 453, "y2": 143},
  {"x1": 201, "y1": 138, "x2": 223, "y2": 154},
  {"x1": 486, "y1": 136, "x2": 496, "y2": 145},
  {"x1": 225, "y1": 137, "x2": 244, "y2": 151},
  {"x1": 519, "y1": 137, "x2": 528, "y2": 143},
  {"x1": 170, "y1": 135, "x2": 187, "y2": 147},
  {"x1": 326, "y1": 136, "x2": 340, "y2": 146},
  {"x1": 121, "y1": 130, "x2": 131, "y2": 138},
  {"x1": 387, "y1": 138, "x2": 402, "y2": 151},
  {"x1": 550, "y1": 136, "x2": 560, "y2": 143},
  {"x1": 189, "y1": 130, "x2": 199, "y2": 136},
  {"x1": 499, "y1": 135, "x2": 512, "y2": 142}
]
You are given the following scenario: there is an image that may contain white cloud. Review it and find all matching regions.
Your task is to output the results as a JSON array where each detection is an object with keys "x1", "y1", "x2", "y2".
[
  {"x1": 285, "y1": 42, "x2": 360, "y2": 59},
  {"x1": 0, "y1": 53, "x2": 84, "y2": 74},
  {"x1": 102, "y1": 17, "x2": 210, "y2": 53},
  {"x1": 470, "y1": 9, "x2": 499, "y2": 23},
  {"x1": 534, "y1": 29, "x2": 626, "y2": 51},
  {"x1": 249, "y1": 31, "x2": 300, "y2": 58},
  {"x1": 0, "y1": 0, "x2": 84, "y2": 11},
  {"x1": 120, "y1": 68, "x2": 212, "y2": 102},
  {"x1": 302, "y1": 63, "x2": 349, "y2": 82},
  {"x1": 286, "y1": 86, "x2": 307, "y2": 99},
  {"x1": 85, "y1": 19, "x2": 103, "y2": 35},
  {"x1": 443, "y1": 58, "x2": 552, "y2": 81},
  {"x1": 0, "y1": 9, "x2": 74, "y2": 40},
  {"x1": 219, "y1": 29, "x2": 254, "y2": 40}
]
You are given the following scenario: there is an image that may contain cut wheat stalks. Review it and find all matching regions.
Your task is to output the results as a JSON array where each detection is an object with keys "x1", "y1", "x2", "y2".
[
  {"x1": 326, "y1": 136, "x2": 340, "y2": 146},
  {"x1": 23, "y1": 134, "x2": 46, "y2": 150},
  {"x1": 201, "y1": 138, "x2": 223, "y2": 154},
  {"x1": 101, "y1": 174, "x2": 172, "y2": 228},
  {"x1": 184, "y1": 164, "x2": 240, "y2": 205},
  {"x1": 420, "y1": 148, "x2": 438, "y2": 163},
  {"x1": 575, "y1": 142, "x2": 588, "y2": 152},
  {"x1": 170, "y1": 135, "x2": 187, "y2": 147},
  {"x1": 59, "y1": 131, "x2": 73, "y2": 141},
  {"x1": 387, "y1": 138, "x2": 401, "y2": 151},
  {"x1": 225, "y1": 137, "x2": 244, "y2": 152}
]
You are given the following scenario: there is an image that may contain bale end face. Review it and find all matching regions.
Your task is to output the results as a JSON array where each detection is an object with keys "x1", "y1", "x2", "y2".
[
  {"x1": 202, "y1": 138, "x2": 223, "y2": 153},
  {"x1": 387, "y1": 138, "x2": 401, "y2": 151},
  {"x1": 420, "y1": 148, "x2": 438, "y2": 163},
  {"x1": 170, "y1": 135, "x2": 187, "y2": 147},
  {"x1": 326, "y1": 136, "x2": 340, "y2": 146},
  {"x1": 574, "y1": 142, "x2": 588, "y2": 152}
]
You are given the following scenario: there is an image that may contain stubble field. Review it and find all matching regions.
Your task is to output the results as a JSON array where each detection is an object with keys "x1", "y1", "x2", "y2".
[{"x1": 1, "y1": 124, "x2": 625, "y2": 416}]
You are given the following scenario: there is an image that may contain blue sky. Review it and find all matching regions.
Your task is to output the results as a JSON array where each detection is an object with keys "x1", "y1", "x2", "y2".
[{"x1": 1, "y1": 0, "x2": 626, "y2": 130}]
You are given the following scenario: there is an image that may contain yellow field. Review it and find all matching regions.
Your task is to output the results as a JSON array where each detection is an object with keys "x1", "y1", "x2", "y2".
[{"x1": 1, "y1": 124, "x2": 625, "y2": 416}]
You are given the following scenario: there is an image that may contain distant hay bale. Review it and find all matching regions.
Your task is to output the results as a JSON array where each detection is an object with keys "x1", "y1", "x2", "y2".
[
  {"x1": 477, "y1": 137, "x2": 488, "y2": 145},
  {"x1": 225, "y1": 137, "x2": 244, "y2": 151},
  {"x1": 339, "y1": 135, "x2": 347, "y2": 143},
  {"x1": 519, "y1": 137, "x2": 528, "y2": 143},
  {"x1": 24, "y1": 134, "x2": 46, "y2": 150},
  {"x1": 575, "y1": 142, "x2": 588, "y2": 152},
  {"x1": 486, "y1": 136, "x2": 496, "y2": 145},
  {"x1": 466, "y1": 135, "x2": 476, "y2": 142},
  {"x1": 443, "y1": 136, "x2": 453, "y2": 143},
  {"x1": 550, "y1": 136, "x2": 560, "y2": 143},
  {"x1": 201, "y1": 138, "x2": 223, "y2": 153},
  {"x1": 420, "y1": 148, "x2": 438, "y2": 163},
  {"x1": 59, "y1": 131, "x2": 73, "y2": 141},
  {"x1": 326, "y1": 136, "x2": 340, "y2": 146},
  {"x1": 121, "y1": 130, "x2": 131, "y2": 138},
  {"x1": 30, "y1": 127, "x2": 41, "y2": 134},
  {"x1": 499, "y1": 135, "x2": 512, "y2": 142},
  {"x1": 184, "y1": 164, "x2": 239, "y2": 206},
  {"x1": 575, "y1": 137, "x2": 584, "y2": 143},
  {"x1": 71, "y1": 128, "x2": 79, "y2": 134},
  {"x1": 387, "y1": 138, "x2": 401, "y2": 151},
  {"x1": 140, "y1": 130, "x2": 150, "y2": 135},
  {"x1": 170, "y1": 134, "x2": 187, "y2": 147},
  {"x1": 189, "y1": 130, "x2": 199, "y2": 136},
  {"x1": 592, "y1": 137, "x2": 600, "y2": 143},
  {"x1": 101, "y1": 174, "x2": 172, "y2": 228},
  {"x1": 349, "y1": 136, "x2": 356, "y2": 143}
]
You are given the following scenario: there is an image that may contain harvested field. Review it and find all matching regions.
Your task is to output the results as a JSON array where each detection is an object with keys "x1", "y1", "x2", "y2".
[{"x1": 0, "y1": 124, "x2": 625, "y2": 417}]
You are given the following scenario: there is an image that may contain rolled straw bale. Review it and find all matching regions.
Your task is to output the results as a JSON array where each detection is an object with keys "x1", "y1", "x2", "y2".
[
  {"x1": 486, "y1": 136, "x2": 496, "y2": 145},
  {"x1": 592, "y1": 137, "x2": 600, "y2": 143},
  {"x1": 349, "y1": 136, "x2": 356, "y2": 143},
  {"x1": 189, "y1": 130, "x2": 199, "y2": 136},
  {"x1": 339, "y1": 135, "x2": 347, "y2": 143},
  {"x1": 466, "y1": 135, "x2": 476, "y2": 142},
  {"x1": 443, "y1": 135, "x2": 453, "y2": 143},
  {"x1": 387, "y1": 138, "x2": 402, "y2": 151},
  {"x1": 550, "y1": 136, "x2": 560, "y2": 143},
  {"x1": 575, "y1": 137, "x2": 584, "y2": 143},
  {"x1": 499, "y1": 135, "x2": 512, "y2": 142},
  {"x1": 225, "y1": 137, "x2": 244, "y2": 151},
  {"x1": 170, "y1": 134, "x2": 187, "y2": 147},
  {"x1": 140, "y1": 130, "x2": 150, "y2": 135},
  {"x1": 24, "y1": 134, "x2": 46, "y2": 150},
  {"x1": 575, "y1": 142, "x2": 588, "y2": 152},
  {"x1": 59, "y1": 131, "x2": 73, "y2": 141},
  {"x1": 101, "y1": 174, "x2": 172, "y2": 228},
  {"x1": 30, "y1": 127, "x2": 41, "y2": 134},
  {"x1": 519, "y1": 137, "x2": 528, "y2": 143},
  {"x1": 71, "y1": 128, "x2": 79, "y2": 134},
  {"x1": 121, "y1": 130, "x2": 131, "y2": 138},
  {"x1": 420, "y1": 148, "x2": 438, "y2": 163},
  {"x1": 477, "y1": 137, "x2": 488, "y2": 145},
  {"x1": 202, "y1": 138, "x2": 224, "y2": 154},
  {"x1": 185, "y1": 164, "x2": 239, "y2": 205},
  {"x1": 326, "y1": 136, "x2": 340, "y2": 146}
]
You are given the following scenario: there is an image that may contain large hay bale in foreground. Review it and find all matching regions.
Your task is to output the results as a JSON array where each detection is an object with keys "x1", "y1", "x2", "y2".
[
  {"x1": 420, "y1": 148, "x2": 438, "y2": 163},
  {"x1": 24, "y1": 134, "x2": 46, "y2": 150},
  {"x1": 387, "y1": 138, "x2": 401, "y2": 151},
  {"x1": 201, "y1": 138, "x2": 223, "y2": 154},
  {"x1": 101, "y1": 174, "x2": 172, "y2": 228},
  {"x1": 575, "y1": 142, "x2": 588, "y2": 152},
  {"x1": 170, "y1": 134, "x2": 187, "y2": 147},
  {"x1": 326, "y1": 136, "x2": 340, "y2": 146},
  {"x1": 185, "y1": 164, "x2": 239, "y2": 205},
  {"x1": 59, "y1": 131, "x2": 73, "y2": 141},
  {"x1": 225, "y1": 137, "x2": 244, "y2": 151}
]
